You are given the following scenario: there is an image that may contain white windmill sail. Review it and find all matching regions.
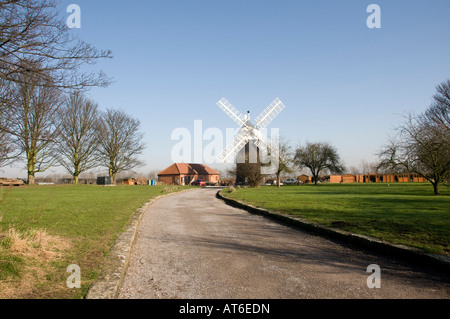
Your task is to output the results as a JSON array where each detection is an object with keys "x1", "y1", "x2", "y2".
[
  {"x1": 217, "y1": 98, "x2": 248, "y2": 128},
  {"x1": 216, "y1": 97, "x2": 285, "y2": 166},
  {"x1": 254, "y1": 98, "x2": 285, "y2": 129},
  {"x1": 218, "y1": 128, "x2": 251, "y2": 163}
]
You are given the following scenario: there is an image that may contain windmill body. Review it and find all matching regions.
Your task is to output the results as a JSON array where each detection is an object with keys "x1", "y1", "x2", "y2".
[{"x1": 216, "y1": 98, "x2": 285, "y2": 185}]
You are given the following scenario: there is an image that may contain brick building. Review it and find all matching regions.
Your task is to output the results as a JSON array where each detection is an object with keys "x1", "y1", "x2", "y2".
[
  {"x1": 342, "y1": 174, "x2": 356, "y2": 183},
  {"x1": 297, "y1": 174, "x2": 312, "y2": 184},
  {"x1": 158, "y1": 163, "x2": 220, "y2": 185},
  {"x1": 329, "y1": 173, "x2": 426, "y2": 184}
]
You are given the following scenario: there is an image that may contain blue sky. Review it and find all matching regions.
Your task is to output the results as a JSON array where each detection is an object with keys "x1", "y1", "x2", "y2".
[{"x1": 4, "y1": 0, "x2": 450, "y2": 177}]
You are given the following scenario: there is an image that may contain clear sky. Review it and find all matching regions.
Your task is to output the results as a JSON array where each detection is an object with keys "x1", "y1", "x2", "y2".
[{"x1": 3, "y1": 0, "x2": 450, "y2": 178}]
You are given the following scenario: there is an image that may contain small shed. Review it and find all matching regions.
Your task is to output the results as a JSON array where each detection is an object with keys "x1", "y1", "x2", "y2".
[
  {"x1": 297, "y1": 174, "x2": 312, "y2": 184},
  {"x1": 97, "y1": 176, "x2": 111, "y2": 185},
  {"x1": 398, "y1": 174, "x2": 411, "y2": 183},
  {"x1": 342, "y1": 174, "x2": 356, "y2": 183},
  {"x1": 122, "y1": 178, "x2": 136, "y2": 185},
  {"x1": 330, "y1": 175, "x2": 343, "y2": 183},
  {"x1": 0, "y1": 178, "x2": 25, "y2": 187}
]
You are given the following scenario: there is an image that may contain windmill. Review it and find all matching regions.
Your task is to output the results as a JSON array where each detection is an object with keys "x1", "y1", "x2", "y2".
[{"x1": 216, "y1": 97, "x2": 285, "y2": 184}]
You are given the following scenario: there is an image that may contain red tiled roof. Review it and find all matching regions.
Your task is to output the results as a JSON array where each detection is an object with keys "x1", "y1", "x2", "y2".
[
  {"x1": 188, "y1": 163, "x2": 220, "y2": 175},
  {"x1": 158, "y1": 163, "x2": 220, "y2": 176},
  {"x1": 175, "y1": 163, "x2": 197, "y2": 175}
]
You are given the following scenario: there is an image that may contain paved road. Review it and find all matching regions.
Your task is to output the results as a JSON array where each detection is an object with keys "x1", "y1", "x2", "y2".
[{"x1": 118, "y1": 188, "x2": 450, "y2": 299}]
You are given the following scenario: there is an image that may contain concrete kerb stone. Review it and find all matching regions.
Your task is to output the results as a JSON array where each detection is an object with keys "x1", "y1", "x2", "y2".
[
  {"x1": 85, "y1": 187, "x2": 198, "y2": 299},
  {"x1": 216, "y1": 190, "x2": 450, "y2": 273}
]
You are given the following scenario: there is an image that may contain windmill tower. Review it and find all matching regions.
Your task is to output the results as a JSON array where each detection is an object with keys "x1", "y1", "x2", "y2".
[
  {"x1": 235, "y1": 110, "x2": 261, "y2": 185},
  {"x1": 216, "y1": 98, "x2": 285, "y2": 185}
]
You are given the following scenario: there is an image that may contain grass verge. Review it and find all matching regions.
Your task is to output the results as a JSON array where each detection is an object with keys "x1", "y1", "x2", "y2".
[{"x1": 0, "y1": 184, "x2": 192, "y2": 299}]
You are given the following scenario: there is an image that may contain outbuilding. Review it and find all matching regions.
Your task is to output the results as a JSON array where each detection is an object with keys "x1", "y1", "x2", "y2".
[{"x1": 158, "y1": 163, "x2": 220, "y2": 185}]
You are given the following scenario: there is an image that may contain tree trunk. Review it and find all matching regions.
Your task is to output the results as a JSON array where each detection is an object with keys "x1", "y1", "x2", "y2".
[
  {"x1": 27, "y1": 172, "x2": 35, "y2": 185},
  {"x1": 73, "y1": 164, "x2": 80, "y2": 184},
  {"x1": 110, "y1": 172, "x2": 116, "y2": 185},
  {"x1": 432, "y1": 182, "x2": 440, "y2": 196},
  {"x1": 276, "y1": 172, "x2": 281, "y2": 189},
  {"x1": 27, "y1": 158, "x2": 35, "y2": 185}
]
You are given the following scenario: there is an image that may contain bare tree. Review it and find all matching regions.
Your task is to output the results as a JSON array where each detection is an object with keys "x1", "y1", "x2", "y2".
[
  {"x1": 294, "y1": 142, "x2": 345, "y2": 185},
  {"x1": 147, "y1": 169, "x2": 160, "y2": 181},
  {"x1": 426, "y1": 79, "x2": 450, "y2": 132},
  {"x1": 0, "y1": 127, "x2": 14, "y2": 168},
  {"x1": 0, "y1": 0, "x2": 112, "y2": 89},
  {"x1": 429, "y1": 80, "x2": 450, "y2": 185},
  {"x1": 97, "y1": 108, "x2": 145, "y2": 185},
  {"x1": 236, "y1": 162, "x2": 265, "y2": 187},
  {"x1": 378, "y1": 118, "x2": 448, "y2": 195},
  {"x1": 5, "y1": 68, "x2": 63, "y2": 184},
  {"x1": 378, "y1": 107, "x2": 450, "y2": 195},
  {"x1": 348, "y1": 165, "x2": 360, "y2": 176},
  {"x1": 0, "y1": 78, "x2": 14, "y2": 167},
  {"x1": 58, "y1": 91, "x2": 100, "y2": 184},
  {"x1": 359, "y1": 159, "x2": 380, "y2": 175},
  {"x1": 378, "y1": 80, "x2": 450, "y2": 195},
  {"x1": 274, "y1": 139, "x2": 294, "y2": 188},
  {"x1": 360, "y1": 159, "x2": 370, "y2": 175}
]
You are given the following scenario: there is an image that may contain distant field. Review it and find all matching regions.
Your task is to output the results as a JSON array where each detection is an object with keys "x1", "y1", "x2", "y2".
[
  {"x1": 0, "y1": 184, "x2": 192, "y2": 299},
  {"x1": 222, "y1": 183, "x2": 450, "y2": 256}
]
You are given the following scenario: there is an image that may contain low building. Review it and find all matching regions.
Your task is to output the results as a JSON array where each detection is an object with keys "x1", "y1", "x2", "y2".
[
  {"x1": 412, "y1": 174, "x2": 426, "y2": 182},
  {"x1": 0, "y1": 178, "x2": 24, "y2": 187},
  {"x1": 97, "y1": 176, "x2": 111, "y2": 185},
  {"x1": 342, "y1": 174, "x2": 356, "y2": 183},
  {"x1": 398, "y1": 173, "x2": 411, "y2": 183},
  {"x1": 297, "y1": 174, "x2": 312, "y2": 184},
  {"x1": 158, "y1": 163, "x2": 220, "y2": 185},
  {"x1": 121, "y1": 178, "x2": 136, "y2": 185},
  {"x1": 330, "y1": 173, "x2": 426, "y2": 184},
  {"x1": 330, "y1": 175, "x2": 342, "y2": 183}
]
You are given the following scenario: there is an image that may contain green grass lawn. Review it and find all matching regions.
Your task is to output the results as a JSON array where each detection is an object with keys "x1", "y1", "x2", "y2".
[
  {"x1": 222, "y1": 183, "x2": 450, "y2": 256},
  {"x1": 0, "y1": 184, "x2": 192, "y2": 299}
]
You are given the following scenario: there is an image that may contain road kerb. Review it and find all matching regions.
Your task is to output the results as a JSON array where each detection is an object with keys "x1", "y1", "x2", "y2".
[
  {"x1": 85, "y1": 187, "x2": 198, "y2": 299},
  {"x1": 216, "y1": 190, "x2": 450, "y2": 273}
]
